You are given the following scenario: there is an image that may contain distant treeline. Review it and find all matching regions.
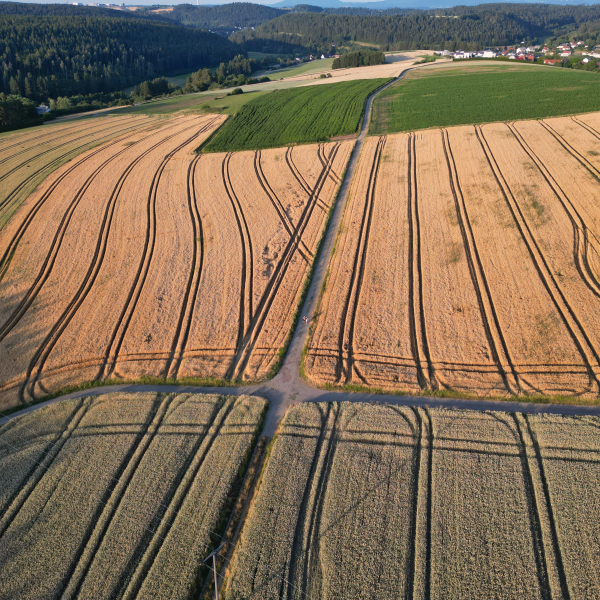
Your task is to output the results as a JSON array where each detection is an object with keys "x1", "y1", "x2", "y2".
[
  {"x1": 0, "y1": 8, "x2": 241, "y2": 102},
  {"x1": 333, "y1": 50, "x2": 384, "y2": 69},
  {"x1": 230, "y1": 3, "x2": 600, "y2": 52}
]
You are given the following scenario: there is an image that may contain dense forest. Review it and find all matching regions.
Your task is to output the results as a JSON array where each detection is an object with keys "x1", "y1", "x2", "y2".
[
  {"x1": 230, "y1": 3, "x2": 600, "y2": 52},
  {"x1": 333, "y1": 50, "x2": 385, "y2": 69},
  {"x1": 0, "y1": 11, "x2": 241, "y2": 102},
  {"x1": 153, "y1": 3, "x2": 286, "y2": 32}
]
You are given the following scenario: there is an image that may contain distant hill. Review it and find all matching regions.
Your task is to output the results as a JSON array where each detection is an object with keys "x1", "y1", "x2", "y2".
[
  {"x1": 150, "y1": 2, "x2": 286, "y2": 30},
  {"x1": 230, "y1": 2, "x2": 600, "y2": 52},
  {"x1": 0, "y1": 2, "x2": 242, "y2": 102}
]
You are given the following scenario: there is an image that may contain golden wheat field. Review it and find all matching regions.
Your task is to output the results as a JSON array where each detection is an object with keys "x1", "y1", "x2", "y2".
[
  {"x1": 225, "y1": 401, "x2": 600, "y2": 600},
  {"x1": 0, "y1": 114, "x2": 352, "y2": 410},
  {"x1": 306, "y1": 113, "x2": 600, "y2": 398},
  {"x1": 0, "y1": 392, "x2": 266, "y2": 600}
]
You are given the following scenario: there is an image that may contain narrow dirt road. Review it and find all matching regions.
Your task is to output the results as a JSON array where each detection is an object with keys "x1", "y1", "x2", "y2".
[{"x1": 3, "y1": 66, "x2": 600, "y2": 436}]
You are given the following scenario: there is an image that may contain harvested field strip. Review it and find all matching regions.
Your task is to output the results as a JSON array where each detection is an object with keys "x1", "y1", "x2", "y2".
[
  {"x1": 0, "y1": 120, "x2": 190, "y2": 339},
  {"x1": 478, "y1": 124, "x2": 600, "y2": 390},
  {"x1": 228, "y1": 143, "x2": 342, "y2": 381},
  {"x1": 227, "y1": 402, "x2": 600, "y2": 599},
  {"x1": 337, "y1": 137, "x2": 385, "y2": 385},
  {"x1": 22, "y1": 121, "x2": 208, "y2": 400},
  {"x1": 0, "y1": 392, "x2": 267, "y2": 600},
  {"x1": 0, "y1": 116, "x2": 149, "y2": 230},
  {"x1": 442, "y1": 128, "x2": 518, "y2": 394}
]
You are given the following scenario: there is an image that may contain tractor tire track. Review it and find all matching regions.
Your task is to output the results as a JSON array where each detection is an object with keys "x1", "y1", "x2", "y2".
[
  {"x1": 443, "y1": 128, "x2": 520, "y2": 394},
  {"x1": 19, "y1": 121, "x2": 202, "y2": 402},
  {"x1": 572, "y1": 115, "x2": 600, "y2": 142},
  {"x1": 285, "y1": 403, "x2": 333, "y2": 598},
  {"x1": 120, "y1": 395, "x2": 236, "y2": 600},
  {"x1": 534, "y1": 120, "x2": 600, "y2": 297},
  {"x1": 0, "y1": 119, "x2": 155, "y2": 282},
  {"x1": 99, "y1": 125, "x2": 206, "y2": 381},
  {"x1": 60, "y1": 393, "x2": 173, "y2": 600},
  {"x1": 408, "y1": 133, "x2": 437, "y2": 391},
  {"x1": 285, "y1": 146, "x2": 329, "y2": 213},
  {"x1": 229, "y1": 143, "x2": 341, "y2": 381},
  {"x1": 302, "y1": 403, "x2": 342, "y2": 600},
  {"x1": 483, "y1": 123, "x2": 600, "y2": 392},
  {"x1": 0, "y1": 118, "x2": 148, "y2": 258},
  {"x1": 165, "y1": 155, "x2": 204, "y2": 381},
  {"x1": 222, "y1": 152, "x2": 254, "y2": 364},
  {"x1": 513, "y1": 412, "x2": 571, "y2": 599},
  {"x1": 0, "y1": 396, "x2": 91, "y2": 539},
  {"x1": 335, "y1": 137, "x2": 385, "y2": 385},
  {"x1": 0, "y1": 123, "x2": 173, "y2": 341},
  {"x1": 0, "y1": 116, "x2": 134, "y2": 168},
  {"x1": 0, "y1": 115, "x2": 137, "y2": 199},
  {"x1": 254, "y1": 150, "x2": 312, "y2": 262}
]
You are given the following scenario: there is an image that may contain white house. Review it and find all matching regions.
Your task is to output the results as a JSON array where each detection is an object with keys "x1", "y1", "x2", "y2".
[{"x1": 482, "y1": 50, "x2": 497, "y2": 58}]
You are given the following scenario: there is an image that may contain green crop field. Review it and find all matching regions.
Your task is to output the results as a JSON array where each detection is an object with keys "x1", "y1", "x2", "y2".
[
  {"x1": 204, "y1": 78, "x2": 389, "y2": 152},
  {"x1": 371, "y1": 63, "x2": 600, "y2": 134},
  {"x1": 224, "y1": 402, "x2": 600, "y2": 599},
  {"x1": 0, "y1": 392, "x2": 266, "y2": 600}
]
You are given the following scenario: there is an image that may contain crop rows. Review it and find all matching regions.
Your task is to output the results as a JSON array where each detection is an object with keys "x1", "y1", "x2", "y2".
[
  {"x1": 306, "y1": 112, "x2": 600, "y2": 397},
  {"x1": 0, "y1": 114, "x2": 352, "y2": 410},
  {"x1": 204, "y1": 79, "x2": 389, "y2": 152},
  {"x1": 0, "y1": 391, "x2": 267, "y2": 600},
  {"x1": 225, "y1": 401, "x2": 600, "y2": 599}
]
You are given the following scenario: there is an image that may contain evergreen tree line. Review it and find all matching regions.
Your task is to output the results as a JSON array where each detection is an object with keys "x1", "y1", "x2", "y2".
[
  {"x1": 229, "y1": 3, "x2": 600, "y2": 52},
  {"x1": 332, "y1": 50, "x2": 385, "y2": 69},
  {"x1": 0, "y1": 13, "x2": 241, "y2": 102}
]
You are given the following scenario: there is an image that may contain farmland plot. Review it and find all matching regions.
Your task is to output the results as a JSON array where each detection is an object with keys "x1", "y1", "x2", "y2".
[
  {"x1": 306, "y1": 114, "x2": 600, "y2": 398},
  {"x1": 0, "y1": 392, "x2": 266, "y2": 600},
  {"x1": 0, "y1": 113, "x2": 352, "y2": 409},
  {"x1": 0, "y1": 114, "x2": 151, "y2": 230},
  {"x1": 224, "y1": 402, "x2": 600, "y2": 599}
]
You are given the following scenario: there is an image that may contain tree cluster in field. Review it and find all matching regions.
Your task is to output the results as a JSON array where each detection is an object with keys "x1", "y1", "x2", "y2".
[
  {"x1": 0, "y1": 13, "x2": 241, "y2": 103},
  {"x1": 0, "y1": 92, "x2": 39, "y2": 129},
  {"x1": 332, "y1": 50, "x2": 385, "y2": 69},
  {"x1": 229, "y1": 3, "x2": 600, "y2": 53}
]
